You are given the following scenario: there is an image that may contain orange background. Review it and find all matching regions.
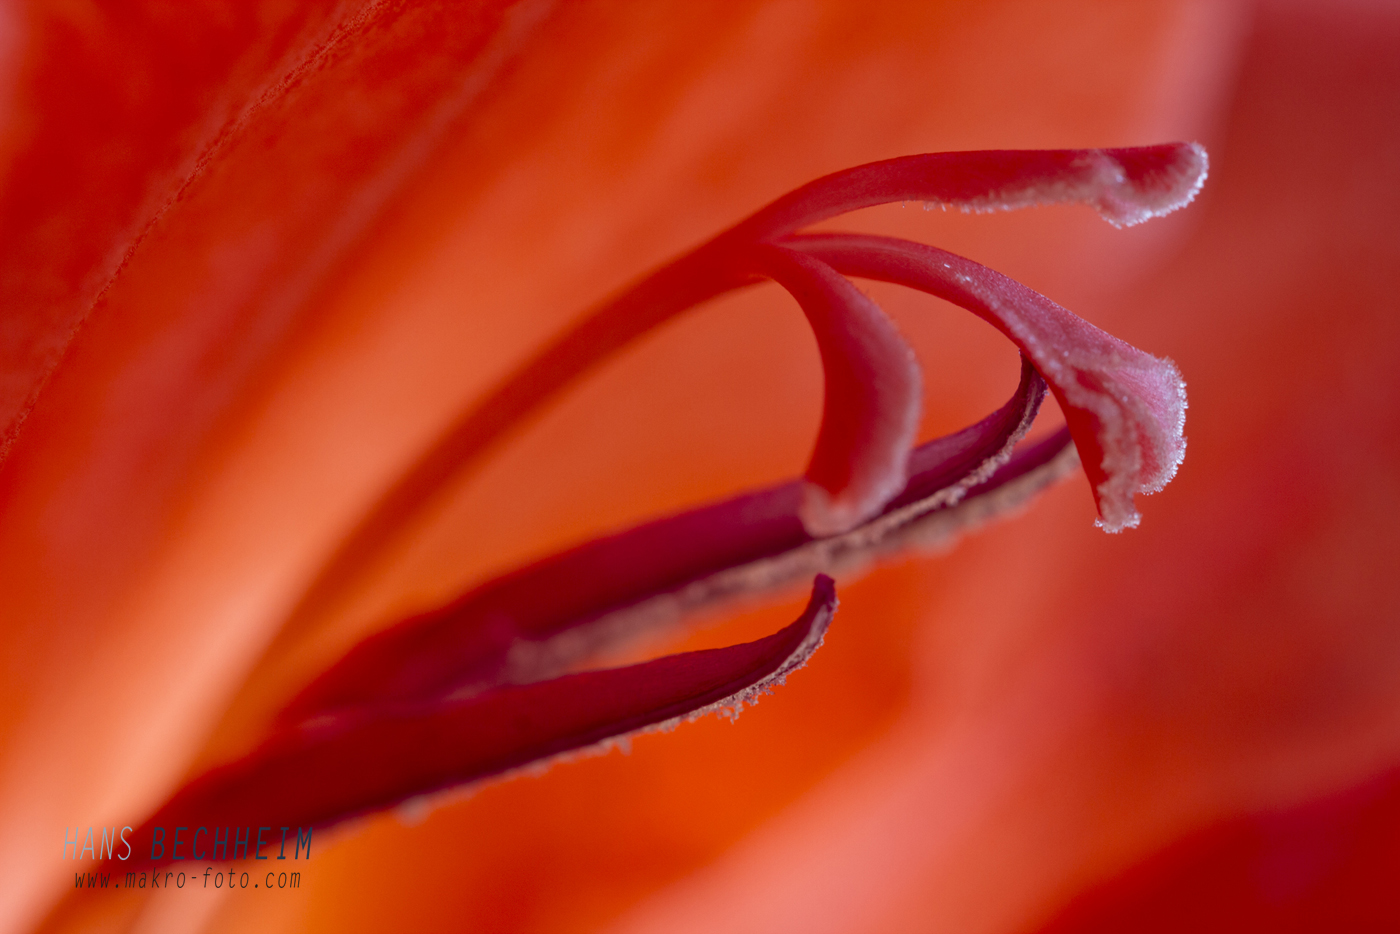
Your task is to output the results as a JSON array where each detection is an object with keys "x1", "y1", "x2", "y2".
[{"x1": 1, "y1": 1, "x2": 1396, "y2": 932}]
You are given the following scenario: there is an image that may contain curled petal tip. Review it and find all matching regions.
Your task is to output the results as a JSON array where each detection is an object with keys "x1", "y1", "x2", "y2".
[{"x1": 1091, "y1": 142, "x2": 1210, "y2": 228}]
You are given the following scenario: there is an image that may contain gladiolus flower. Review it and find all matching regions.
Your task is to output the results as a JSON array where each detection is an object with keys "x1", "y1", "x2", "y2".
[{"x1": 6, "y1": 2, "x2": 1398, "y2": 933}]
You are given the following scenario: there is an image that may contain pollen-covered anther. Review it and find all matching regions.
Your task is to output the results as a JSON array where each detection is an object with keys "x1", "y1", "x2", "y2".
[{"x1": 1081, "y1": 142, "x2": 1210, "y2": 228}]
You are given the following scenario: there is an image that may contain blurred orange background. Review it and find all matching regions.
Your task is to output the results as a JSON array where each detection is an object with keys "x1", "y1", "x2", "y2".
[{"x1": 1, "y1": 0, "x2": 1397, "y2": 931}]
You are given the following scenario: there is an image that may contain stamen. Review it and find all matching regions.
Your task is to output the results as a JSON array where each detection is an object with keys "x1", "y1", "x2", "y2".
[
  {"x1": 285, "y1": 359, "x2": 1046, "y2": 721},
  {"x1": 138, "y1": 146, "x2": 1204, "y2": 845},
  {"x1": 274, "y1": 143, "x2": 1206, "y2": 642}
]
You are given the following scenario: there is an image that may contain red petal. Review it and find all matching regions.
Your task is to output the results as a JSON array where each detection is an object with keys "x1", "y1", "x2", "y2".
[
  {"x1": 1036, "y1": 765, "x2": 1400, "y2": 934},
  {"x1": 0, "y1": 1, "x2": 355, "y2": 459}
]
